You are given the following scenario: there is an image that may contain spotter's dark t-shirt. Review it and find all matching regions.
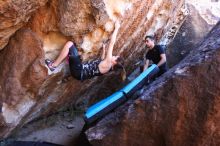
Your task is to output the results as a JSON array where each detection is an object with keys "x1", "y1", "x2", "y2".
[{"x1": 145, "y1": 45, "x2": 168, "y2": 75}]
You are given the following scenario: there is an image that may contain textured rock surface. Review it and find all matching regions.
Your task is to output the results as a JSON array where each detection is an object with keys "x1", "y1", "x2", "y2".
[
  {"x1": 0, "y1": 0, "x2": 187, "y2": 139},
  {"x1": 187, "y1": 0, "x2": 220, "y2": 25},
  {"x1": 167, "y1": 0, "x2": 220, "y2": 67},
  {"x1": 85, "y1": 22, "x2": 220, "y2": 146},
  {"x1": 0, "y1": 0, "x2": 48, "y2": 50},
  {"x1": 0, "y1": 29, "x2": 47, "y2": 138}
]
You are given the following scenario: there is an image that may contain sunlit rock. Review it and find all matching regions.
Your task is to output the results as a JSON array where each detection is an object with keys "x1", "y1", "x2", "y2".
[{"x1": 167, "y1": 0, "x2": 220, "y2": 67}]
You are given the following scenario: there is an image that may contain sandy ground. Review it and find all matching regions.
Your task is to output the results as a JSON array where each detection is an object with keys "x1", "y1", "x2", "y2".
[{"x1": 9, "y1": 110, "x2": 85, "y2": 146}]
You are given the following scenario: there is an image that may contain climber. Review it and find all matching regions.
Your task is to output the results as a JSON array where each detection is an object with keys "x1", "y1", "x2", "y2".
[
  {"x1": 143, "y1": 35, "x2": 168, "y2": 77},
  {"x1": 45, "y1": 20, "x2": 126, "y2": 81}
]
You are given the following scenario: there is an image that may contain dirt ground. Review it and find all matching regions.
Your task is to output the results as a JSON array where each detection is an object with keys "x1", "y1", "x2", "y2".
[{"x1": 8, "y1": 110, "x2": 85, "y2": 146}]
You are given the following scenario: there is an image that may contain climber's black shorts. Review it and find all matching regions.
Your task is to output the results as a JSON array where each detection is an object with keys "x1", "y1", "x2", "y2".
[{"x1": 68, "y1": 45, "x2": 82, "y2": 80}]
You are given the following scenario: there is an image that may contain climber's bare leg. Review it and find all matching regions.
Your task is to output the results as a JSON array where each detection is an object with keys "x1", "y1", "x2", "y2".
[{"x1": 52, "y1": 41, "x2": 73, "y2": 67}]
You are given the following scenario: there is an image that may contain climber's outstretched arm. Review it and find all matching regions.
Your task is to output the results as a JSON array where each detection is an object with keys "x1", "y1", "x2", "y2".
[{"x1": 105, "y1": 20, "x2": 120, "y2": 62}]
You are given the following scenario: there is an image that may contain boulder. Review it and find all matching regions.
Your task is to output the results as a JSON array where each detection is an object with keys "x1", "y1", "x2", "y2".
[{"x1": 85, "y1": 21, "x2": 220, "y2": 146}]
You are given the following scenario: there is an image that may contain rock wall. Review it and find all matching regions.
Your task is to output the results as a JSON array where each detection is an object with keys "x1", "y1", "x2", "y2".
[
  {"x1": 0, "y1": 29, "x2": 47, "y2": 138},
  {"x1": 167, "y1": 0, "x2": 220, "y2": 67},
  {"x1": 0, "y1": 0, "x2": 187, "y2": 139},
  {"x1": 85, "y1": 21, "x2": 220, "y2": 146},
  {"x1": 0, "y1": 0, "x2": 48, "y2": 50},
  {"x1": 187, "y1": 0, "x2": 220, "y2": 25}
]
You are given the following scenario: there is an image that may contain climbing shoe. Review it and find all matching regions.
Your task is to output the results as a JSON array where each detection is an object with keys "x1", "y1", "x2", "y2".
[{"x1": 45, "y1": 59, "x2": 56, "y2": 71}]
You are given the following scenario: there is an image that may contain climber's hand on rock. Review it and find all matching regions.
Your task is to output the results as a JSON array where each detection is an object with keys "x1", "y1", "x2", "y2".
[
  {"x1": 102, "y1": 44, "x2": 106, "y2": 52},
  {"x1": 102, "y1": 43, "x2": 106, "y2": 49},
  {"x1": 115, "y1": 20, "x2": 120, "y2": 29}
]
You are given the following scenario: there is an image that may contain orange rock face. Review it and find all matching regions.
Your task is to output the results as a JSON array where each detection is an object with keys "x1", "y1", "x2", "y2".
[
  {"x1": 0, "y1": 0, "x2": 48, "y2": 50},
  {"x1": 0, "y1": 0, "x2": 187, "y2": 139},
  {"x1": 85, "y1": 22, "x2": 220, "y2": 146}
]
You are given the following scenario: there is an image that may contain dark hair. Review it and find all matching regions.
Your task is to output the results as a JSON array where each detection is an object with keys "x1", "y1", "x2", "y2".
[
  {"x1": 113, "y1": 57, "x2": 126, "y2": 81},
  {"x1": 145, "y1": 35, "x2": 155, "y2": 41}
]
